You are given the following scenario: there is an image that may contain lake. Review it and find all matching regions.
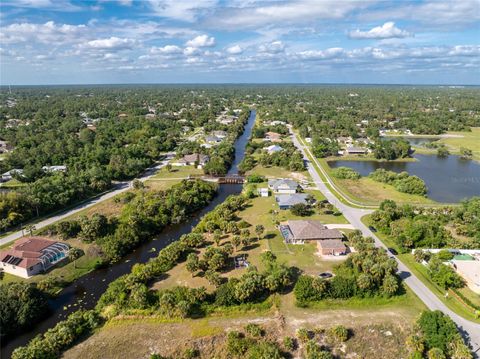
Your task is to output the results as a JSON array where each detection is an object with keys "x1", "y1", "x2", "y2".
[{"x1": 329, "y1": 153, "x2": 480, "y2": 203}]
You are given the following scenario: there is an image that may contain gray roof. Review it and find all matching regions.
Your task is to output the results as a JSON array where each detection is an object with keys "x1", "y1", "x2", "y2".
[
  {"x1": 268, "y1": 178, "x2": 299, "y2": 191},
  {"x1": 346, "y1": 146, "x2": 367, "y2": 153},
  {"x1": 275, "y1": 193, "x2": 308, "y2": 207},
  {"x1": 286, "y1": 220, "x2": 343, "y2": 240}
]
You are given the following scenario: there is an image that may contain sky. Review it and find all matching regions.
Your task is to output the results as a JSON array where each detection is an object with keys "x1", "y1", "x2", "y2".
[{"x1": 0, "y1": 0, "x2": 479, "y2": 85}]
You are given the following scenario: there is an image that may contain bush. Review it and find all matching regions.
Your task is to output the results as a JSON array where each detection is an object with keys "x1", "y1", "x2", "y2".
[
  {"x1": 331, "y1": 167, "x2": 361, "y2": 180},
  {"x1": 283, "y1": 336, "x2": 296, "y2": 351},
  {"x1": 290, "y1": 203, "x2": 313, "y2": 216},
  {"x1": 304, "y1": 340, "x2": 332, "y2": 359},
  {"x1": 296, "y1": 328, "x2": 311, "y2": 343},
  {"x1": 245, "y1": 323, "x2": 264, "y2": 338},
  {"x1": 327, "y1": 325, "x2": 349, "y2": 342},
  {"x1": 246, "y1": 342, "x2": 283, "y2": 359},
  {"x1": 247, "y1": 174, "x2": 266, "y2": 183},
  {"x1": 226, "y1": 331, "x2": 253, "y2": 356}
]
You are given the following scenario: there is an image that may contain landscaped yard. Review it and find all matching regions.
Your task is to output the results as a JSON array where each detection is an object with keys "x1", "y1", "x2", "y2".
[
  {"x1": 362, "y1": 214, "x2": 480, "y2": 323},
  {"x1": 438, "y1": 127, "x2": 480, "y2": 161},
  {"x1": 150, "y1": 165, "x2": 204, "y2": 179},
  {"x1": 152, "y1": 193, "x2": 351, "y2": 292}
]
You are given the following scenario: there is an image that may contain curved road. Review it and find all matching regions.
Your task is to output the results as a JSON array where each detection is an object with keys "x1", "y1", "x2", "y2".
[
  {"x1": 291, "y1": 130, "x2": 480, "y2": 355},
  {"x1": 0, "y1": 155, "x2": 173, "y2": 247}
]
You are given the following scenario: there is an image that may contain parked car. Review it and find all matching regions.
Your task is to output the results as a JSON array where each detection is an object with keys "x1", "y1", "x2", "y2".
[
  {"x1": 318, "y1": 272, "x2": 333, "y2": 279},
  {"x1": 388, "y1": 248, "x2": 398, "y2": 255},
  {"x1": 368, "y1": 225, "x2": 377, "y2": 232}
]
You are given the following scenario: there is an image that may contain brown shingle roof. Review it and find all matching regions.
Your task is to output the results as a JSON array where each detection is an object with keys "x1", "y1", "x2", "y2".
[
  {"x1": 286, "y1": 220, "x2": 343, "y2": 240},
  {"x1": 318, "y1": 239, "x2": 347, "y2": 250}
]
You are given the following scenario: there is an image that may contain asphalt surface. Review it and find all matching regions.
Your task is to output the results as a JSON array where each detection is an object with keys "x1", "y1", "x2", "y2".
[
  {"x1": 291, "y1": 130, "x2": 480, "y2": 354},
  {"x1": 0, "y1": 156, "x2": 173, "y2": 247}
]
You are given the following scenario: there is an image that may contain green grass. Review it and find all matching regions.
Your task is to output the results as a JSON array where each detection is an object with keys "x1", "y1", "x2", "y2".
[
  {"x1": 151, "y1": 165, "x2": 204, "y2": 179},
  {"x1": 246, "y1": 164, "x2": 311, "y2": 182},
  {"x1": 438, "y1": 127, "x2": 480, "y2": 161},
  {"x1": 361, "y1": 214, "x2": 480, "y2": 323}
]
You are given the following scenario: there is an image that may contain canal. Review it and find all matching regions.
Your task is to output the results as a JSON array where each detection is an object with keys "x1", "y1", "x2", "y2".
[{"x1": 1, "y1": 109, "x2": 257, "y2": 358}]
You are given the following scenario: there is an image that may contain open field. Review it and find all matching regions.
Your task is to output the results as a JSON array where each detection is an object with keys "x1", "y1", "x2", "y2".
[
  {"x1": 332, "y1": 176, "x2": 435, "y2": 205},
  {"x1": 362, "y1": 215, "x2": 480, "y2": 323},
  {"x1": 438, "y1": 127, "x2": 480, "y2": 161},
  {"x1": 246, "y1": 164, "x2": 311, "y2": 183},
  {"x1": 63, "y1": 290, "x2": 424, "y2": 359},
  {"x1": 150, "y1": 165, "x2": 204, "y2": 179}
]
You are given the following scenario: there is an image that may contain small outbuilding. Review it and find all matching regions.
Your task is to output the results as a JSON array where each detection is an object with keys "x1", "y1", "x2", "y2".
[{"x1": 317, "y1": 239, "x2": 347, "y2": 256}]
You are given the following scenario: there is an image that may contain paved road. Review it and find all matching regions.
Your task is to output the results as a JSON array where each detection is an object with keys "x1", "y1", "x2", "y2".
[
  {"x1": 0, "y1": 156, "x2": 173, "y2": 247},
  {"x1": 291, "y1": 131, "x2": 480, "y2": 354}
]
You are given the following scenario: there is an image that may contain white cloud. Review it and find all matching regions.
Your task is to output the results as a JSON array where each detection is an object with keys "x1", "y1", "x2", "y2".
[
  {"x1": 150, "y1": 45, "x2": 182, "y2": 54},
  {"x1": 349, "y1": 22, "x2": 411, "y2": 39},
  {"x1": 258, "y1": 41, "x2": 285, "y2": 54},
  {"x1": 226, "y1": 45, "x2": 243, "y2": 54},
  {"x1": 147, "y1": 0, "x2": 218, "y2": 22},
  {"x1": 1, "y1": 0, "x2": 82, "y2": 11},
  {"x1": 185, "y1": 34, "x2": 216, "y2": 47},
  {"x1": 118, "y1": 0, "x2": 133, "y2": 6},
  {"x1": 183, "y1": 46, "x2": 199, "y2": 56},
  {"x1": 297, "y1": 47, "x2": 344, "y2": 60},
  {"x1": 0, "y1": 21, "x2": 86, "y2": 44},
  {"x1": 85, "y1": 37, "x2": 136, "y2": 50}
]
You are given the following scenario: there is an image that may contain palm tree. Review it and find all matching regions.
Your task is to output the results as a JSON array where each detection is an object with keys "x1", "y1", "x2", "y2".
[
  {"x1": 255, "y1": 224, "x2": 265, "y2": 240},
  {"x1": 406, "y1": 335, "x2": 424, "y2": 354}
]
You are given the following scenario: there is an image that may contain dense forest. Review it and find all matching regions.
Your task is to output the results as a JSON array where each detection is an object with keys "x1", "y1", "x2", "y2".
[{"x1": 0, "y1": 86, "x2": 249, "y2": 230}]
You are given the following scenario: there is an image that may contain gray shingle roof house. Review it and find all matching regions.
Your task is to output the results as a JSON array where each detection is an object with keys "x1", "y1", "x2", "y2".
[
  {"x1": 268, "y1": 178, "x2": 299, "y2": 194},
  {"x1": 275, "y1": 193, "x2": 309, "y2": 209},
  {"x1": 279, "y1": 220, "x2": 343, "y2": 244},
  {"x1": 172, "y1": 153, "x2": 210, "y2": 168},
  {"x1": 264, "y1": 144, "x2": 283, "y2": 154},
  {"x1": 345, "y1": 146, "x2": 367, "y2": 154}
]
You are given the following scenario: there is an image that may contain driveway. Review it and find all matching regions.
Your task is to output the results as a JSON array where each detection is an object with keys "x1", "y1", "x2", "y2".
[{"x1": 291, "y1": 130, "x2": 480, "y2": 354}]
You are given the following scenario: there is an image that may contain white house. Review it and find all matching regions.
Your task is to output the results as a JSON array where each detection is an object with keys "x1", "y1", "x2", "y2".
[
  {"x1": 264, "y1": 144, "x2": 283, "y2": 154},
  {"x1": 1, "y1": 169, "x2": 23, "y2": 182},
  {"x1": 268, "y1": 178, "x2": 299, "y2": 194},
  {"x1": 42, "y1": 165, "x2": 67, "y2": 173},
  {"x1": 257, "y1": 188, "x2": 269, "y2": 197}
]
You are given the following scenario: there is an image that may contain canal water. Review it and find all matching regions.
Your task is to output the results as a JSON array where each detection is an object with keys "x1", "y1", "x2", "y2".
[
  {"x1": 329, "y1": 153, "x2": 480, "y2": 203},
  {"x1": 1, "y1": 110, "x2": 257, "y2": 358}
]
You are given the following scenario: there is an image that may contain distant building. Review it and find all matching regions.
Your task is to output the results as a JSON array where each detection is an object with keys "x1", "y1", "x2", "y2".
[
  {"x1": 205, "y1": 135, "x2": 222, "y2": 144},
  {"x1": 257, "y1": 188, "x2": 269, "y2": 197},
  {"x1": 279, "y1": 220, "x2": 343, "y2": 244},
  {"x1": 171, "y1": 153, "x2": 210, "y2": 169},
  {"x1": 0, "y1": 237, "x2": 70, "y2": 278},
  {"x1": 213, "y1": 130, "x2": 228, "y2": 138},
  {"x1": 42, "y1": 165, "x2": 67, "y2": 173},
  {"x1": 264, "y1": 131, "x2": 282, "y2": 142},
  {"x1": 1, "y1": 169, "x2": 23, "y2": 182},
  {"x1": 268, "y1": 178, "x2": 299, "y2": 194},
  {"x1": 345, "y1": 146, "x2": 367, "y2": 155},
  {"x1": 264, "y1": 144, "x2": 283, "y2": 154},
  {"x1": 275, "y1": 193, "x2": 309, "y2": 210}
]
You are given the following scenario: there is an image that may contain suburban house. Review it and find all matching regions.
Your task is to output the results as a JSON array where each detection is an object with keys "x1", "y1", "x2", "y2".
[
  {"x1": 345, "y1": 146, "x2": 367, "y2": 155},
  {"x1": 0, "y1": 237, "x2": 70, "y2": 278},
  {"x1": 264, "y1": 144, "x2": 283, "y2": 154},
  {"x1": 257, "y1": 188, "x2": 269, "y2": 197},
  {"x1": 42, "y1": 165, "x2": 67, "y2": 173},
  {"x1": 317, "y1": 240, "x2": 347, "y2": 256},
  {"x1": 213, "y1": 130, "x2": 228, "y2": 138},
  {"x1": 275, "y1": 193, "x2": 309, "y2": 210},
  {"x1": 1, "y1": 169, "x2": 23, "y2": 182},
  {"x1": 268, "y1": 178, "x2": 299, "y2": 194},
  {"x1": 337, "y1": 136, "x2": 353, "y2": 145},
  {"x1": 279, "y1": 220, "x2": 344, "y2": 245},
  {"x1": 205, "y1": 135, "x2": 222, "y2": 144},
  {"x1": 171, "y1": 154, "x2": 210, "y2": 169},
  {"x1": 264, "y1": 131, "x2": 282, "y2": 142}
]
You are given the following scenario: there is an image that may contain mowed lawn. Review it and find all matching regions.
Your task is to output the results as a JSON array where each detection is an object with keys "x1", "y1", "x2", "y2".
[
  {"x1": 150, "y1": 165, "x2": 204, "y2": 179},
  {"x1": 152, "y1": 193, "x2": 352, "y2": 291},
  {"x1": 439, "y1": 127, "x2": 480, "y2": 161}
]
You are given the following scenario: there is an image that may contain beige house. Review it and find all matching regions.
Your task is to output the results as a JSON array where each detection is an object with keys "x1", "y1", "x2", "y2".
[
  {"x1": 171, "y1": 154, "x2": 209, "y2": 169},
  {"x1": 317, "y1": 239, "x2": 347, "y2": 256},
  {"x1": 279, "y1": 220, "x2": 343, "y2": 245}
]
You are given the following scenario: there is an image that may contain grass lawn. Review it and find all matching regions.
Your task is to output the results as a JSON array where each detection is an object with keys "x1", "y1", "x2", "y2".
[
  {"x1": 332, "y1": 177, "x2": 435, "y2": 205},
  {"x1": 362, "y1": 214, "x2": 480, "y2": 323},
  {"x1": 0, "y1": 178, "x2": 26, "y2": 188},
  {"x1": 438, "y1": 127, "x2": 480, "y2": 161},
  {"x1": 151, "y1": 165, "x2": 203, "y2": 179},
  {"x1": 153, "y1": 194, "x2": 351, "y2": 291}
]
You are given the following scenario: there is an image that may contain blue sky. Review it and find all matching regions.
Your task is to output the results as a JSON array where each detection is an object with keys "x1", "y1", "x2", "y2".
[{"x1": 1, "y1": 0, "x2": 479, "y2": 85}]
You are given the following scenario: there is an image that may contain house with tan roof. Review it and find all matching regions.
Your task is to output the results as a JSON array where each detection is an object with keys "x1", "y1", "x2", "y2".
[
  {"x1": 0, "y1": 237, "x2": 70, "y2": 278},
  {"x1": 264, "y1": 131, "x2": 282, "y2": 142},
  {"x1": 279, "y1": 220, "x2": 343, "y2": 244},
  {"x1": 171, "y1": 153, "x2": 210, "y2": 169}
]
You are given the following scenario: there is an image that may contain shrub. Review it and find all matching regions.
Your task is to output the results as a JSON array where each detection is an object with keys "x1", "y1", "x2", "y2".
[
  {"x1": 331, "y1": 167, "x2": 361, "y2": 180},
  {"x1": 226, "y1": 331, "x2": 253, "y2": 356},
  {"x1": 296, "y1": 328, "x2": 311, "y2": 343},
  {"x1": 247, "y1": 174, "x2": 266, "y2": 183},
  {"x1": 245, "y1": 323, "x2": 264, "y2": 338},
  {"x1": 327, "y1": 325, "x2": 349, "y2": 342},
  {"x1": 283, "y1": 336, "x2": 296, "y2": 351},
  {"x1": 246, "y1": 342, "x2": 283, "y2": 359},
  {"x1": 290, "y1": 203, "x2": 313, "y2": 216},
  {"x1": 304, "y1": 340, "x2": 332, "y2": 359}
]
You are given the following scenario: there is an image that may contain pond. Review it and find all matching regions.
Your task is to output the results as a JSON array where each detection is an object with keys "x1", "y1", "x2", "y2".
[
  {"x1": 329, "y1": 153, "x2": 480, "y2": 203},
  {"x1": 1, "y1": 110, "x2": 257, "y2": 359}
]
